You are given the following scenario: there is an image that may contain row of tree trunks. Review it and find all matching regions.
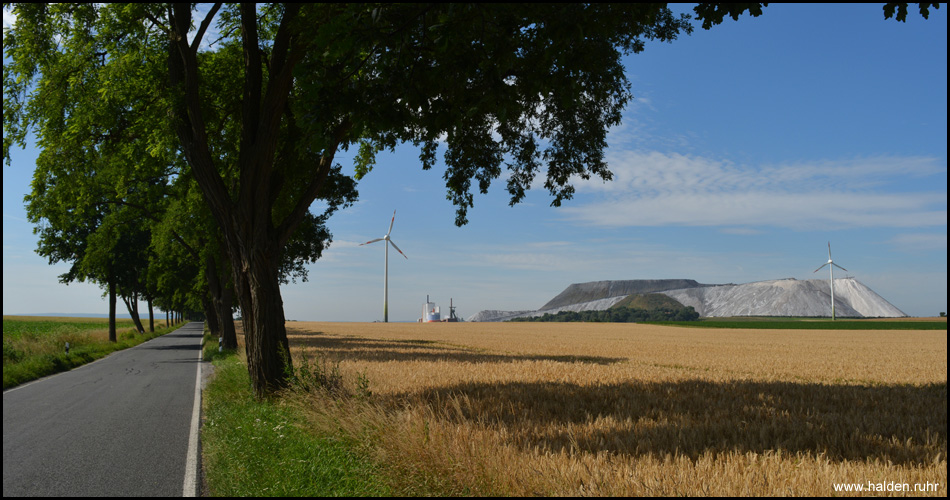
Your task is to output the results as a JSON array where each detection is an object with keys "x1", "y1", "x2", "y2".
[
  {"x1": 206, "y1": 251, "x2": 238, "y2": 349},
  {"x1": 202, "y1": 295, "x2": 219, "y2": 339},
  {"x1": 167, "y1": 3, "x2": 305, "y2": 398}
]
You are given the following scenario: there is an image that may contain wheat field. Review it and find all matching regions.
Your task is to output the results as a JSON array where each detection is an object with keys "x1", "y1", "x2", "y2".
[{"x1": 282, "y1": 321, "x2": 947, "y2": 496}]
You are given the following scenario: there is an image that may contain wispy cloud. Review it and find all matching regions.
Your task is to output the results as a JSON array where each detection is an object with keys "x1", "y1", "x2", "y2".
[
  {"x1": 4, "y1": 213, "x2": 27, "y2": 224},
  {"x1": 472, "y1": 251, "x2": 572, "y2": 271},
  {"x1": 562, "y1": 151, "x2": 947, "y2": 230},
  {"x1": 316, "y1": 239, "x2": 364, "y2": 264},
  {"x1": 458, "y1": 239, "x2": 717, "y2": 277},
  {"x1": 887, "y1": 233, "x2": 948, "y2": 253},
  {"x1": 719, "y1": 227, "x2": 762, "y2": 235},
  {"x1": 458, "y1": 240, "x2": 584, "y2": 271}
]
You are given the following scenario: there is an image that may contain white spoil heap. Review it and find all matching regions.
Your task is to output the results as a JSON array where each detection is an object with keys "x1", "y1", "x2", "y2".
[
  {"x1": 467, "y1": 278, "x2": 907, "y2": 321},
  {"x1": 660, "y1": 278, "x2": 906, "y2": 318}
]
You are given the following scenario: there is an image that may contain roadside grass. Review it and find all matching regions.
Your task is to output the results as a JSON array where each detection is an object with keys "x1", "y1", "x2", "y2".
[
  {"x1": 201, "y1": 349, "x2": 528, "y2": 496},
  {"x1": 202, "y1": 331, "x2": 235, "y2": 363},
  {"x1": 201, "y1": 349, "x2": 393, "y2": 497},
  {"x1": 646, "y1": 316, "x2": 948, "y2": 330},
  {"x1": 2, "y1": 315, "x2": 183, "y2": 389}
]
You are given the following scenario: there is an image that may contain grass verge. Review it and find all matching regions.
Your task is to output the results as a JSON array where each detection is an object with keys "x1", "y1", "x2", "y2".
[
  {"x1": 202, "y1": 347, "x2": 508, "y2": 496},
  {"x1": 200, "y1": 350, "x2": 392, "y2": 497},
  {"x1": 3, "y1": 317, "x2": 184, "y2": 389}
]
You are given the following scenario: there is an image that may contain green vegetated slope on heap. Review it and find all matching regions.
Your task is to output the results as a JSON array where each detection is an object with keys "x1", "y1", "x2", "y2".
[
  {"x1": 510, "y1": 293, "x2": 700, "y2": 323},
  {"x1": 539, "y1": 279, "x2": 710, "y2": 310}
]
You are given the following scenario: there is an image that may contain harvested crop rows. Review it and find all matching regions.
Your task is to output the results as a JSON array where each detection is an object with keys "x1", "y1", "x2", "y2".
[{"x1": 284, "y1": 321, "x2": 947, "y2": 496}]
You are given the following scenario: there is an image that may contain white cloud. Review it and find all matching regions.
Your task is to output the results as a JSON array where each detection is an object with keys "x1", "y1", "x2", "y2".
[
  {"x1": 562, "y1": 151, "x2": 947, "y2": 230},
  {"x1": 3, "y1": 7, "x2": 17, "y2": 30}
]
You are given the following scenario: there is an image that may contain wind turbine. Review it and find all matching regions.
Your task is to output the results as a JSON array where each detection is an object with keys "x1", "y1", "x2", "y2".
[
  {"x1": 361, "y1": 210, "x2": 408, "y2": 322},
  {"x1": 813, "y1": 242, "x2": 848, "y2": 320}
]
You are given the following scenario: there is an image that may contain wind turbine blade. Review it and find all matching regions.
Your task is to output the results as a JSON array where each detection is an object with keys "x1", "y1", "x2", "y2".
[
  {"x1": 827, "y1": 242, "x2": 832, "y2": 259},
  {"x1": 387, "y1": 210, "x2": 396, "y2": 236},
  {"x1": 814, "y1": 263, "x2": 829, "y2": 273},
  {"x1": 361, "y1": 238, "x2": 384, "y2": 245},
  {"x1": 832, "y1": 262, "x2": 847, "y2": 272},
  {"x1": 389, "y1": 239, "x2": 408, "y2": 259}
]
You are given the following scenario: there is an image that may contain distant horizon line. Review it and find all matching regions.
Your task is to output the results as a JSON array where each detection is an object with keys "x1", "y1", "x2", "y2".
[
  {"x1": 4, "y1": 312, "x2": 177, "y2": 319},
  {"x1": 5, "y1": 312, "x2": 942, "y2": 321},
  {"x1": 3, "y1": 312, "x2": 421, "y2": 322}
]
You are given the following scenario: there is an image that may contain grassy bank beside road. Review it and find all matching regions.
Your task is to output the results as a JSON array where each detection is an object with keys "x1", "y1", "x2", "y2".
[
  {"x1": 3, "y1": 315, "x2": 183, "y2": 389},
  {"x1": 201, "y1": 347, "x2": 393, "y2": 496}
]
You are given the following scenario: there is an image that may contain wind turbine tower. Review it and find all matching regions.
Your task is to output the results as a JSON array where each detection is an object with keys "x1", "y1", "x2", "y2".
[
  {"x1": 813, "y1": 242, "x2": 848, "y2": 320},
  {"x1": 361, "y1": 210, "x2": 408, "y2": 322}
]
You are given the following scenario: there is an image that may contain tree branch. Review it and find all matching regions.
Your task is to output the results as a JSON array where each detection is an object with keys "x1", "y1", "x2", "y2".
[
  {"x1": 237, "y1": 2, "x2": 264, "y2": 207},
  {"x1": 94, "y1": 199, "x2": 203, "y2": 261},
  {"x1": 168, "y1": 3, "x2": 233, "y2": 231},
  {"x1": 191, "y1": 3, "x2": 223, "y2": 53},
  {"x1": 239, "y1": 4, "x2": 305, "y2": 236},
  {"x1": 276, "y1": 119, "x2": 352, "y2": 248},
  {"x1": 143, "y1": 11, "x2": 170, "y2": 35}
]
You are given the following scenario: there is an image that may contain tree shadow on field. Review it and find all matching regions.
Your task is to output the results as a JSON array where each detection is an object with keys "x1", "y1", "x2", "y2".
[
  {"x1": 289, "y1": 335, "x2": 625, "y2": 365},
  {"x1": 287, "y1": 332, "x2": 946, "y2": 466},
  {"x1": 390, "y1": 379, "x2": 946, "y2": 466}
]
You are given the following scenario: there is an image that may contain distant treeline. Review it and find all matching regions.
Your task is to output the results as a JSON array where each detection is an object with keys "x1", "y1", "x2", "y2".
[{"x1": 508, "y1": 294, "x2": 701, "y2": 323}]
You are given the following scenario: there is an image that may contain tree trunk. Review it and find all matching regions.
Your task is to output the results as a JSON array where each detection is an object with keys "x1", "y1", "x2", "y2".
[
  {"x1": 148, "y1": 298, "x2": 154, "y2": 332},
  {"x1": 202, "y1": 294, "x2": 219, "y2": 337},
  {"x1": 108, "y1": 278, "x2": 117, "y2": 343},
  {"x1": 231, "y1": 241, "x2": 292, "y2": 399},
  {"x1": 217, "y1": 285, "x2": 237, "y2": 350},
  {"x1": 132, "y1": 294, "x2": 144, "y2": 333},
  {"x1": 206, "y1": 251, "x2": 238, "y2": 349},
  {"x1": 165, "y1": 310, "x2": 169, "y2": 328},
  {"x1": 123, "y1": 294, "x2": 146, "y2": 333},
  {"x1": 166, "y1": 4, "x2": 306, "y2": 398}
]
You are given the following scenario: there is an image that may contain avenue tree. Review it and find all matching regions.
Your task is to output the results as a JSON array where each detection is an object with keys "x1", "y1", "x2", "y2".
[{"x1": 5, "y1": 3, "x2": 936, "y2": 397}]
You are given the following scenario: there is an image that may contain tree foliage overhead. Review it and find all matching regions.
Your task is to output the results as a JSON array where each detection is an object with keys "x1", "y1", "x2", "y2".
[{"x1": 882, "y1": 2, "x2": 941, "y2": 21}]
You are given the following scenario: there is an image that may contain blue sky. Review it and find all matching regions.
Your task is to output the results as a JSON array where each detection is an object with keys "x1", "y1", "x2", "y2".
[{"x1": 4, "y1": 4, "x2": 947, "y2": 321}]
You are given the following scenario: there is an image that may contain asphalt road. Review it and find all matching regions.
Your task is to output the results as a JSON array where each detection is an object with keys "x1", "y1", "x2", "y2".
[{"x1": 3, "y1": 322, "x2": 205, "y2": 497}]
